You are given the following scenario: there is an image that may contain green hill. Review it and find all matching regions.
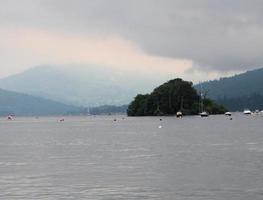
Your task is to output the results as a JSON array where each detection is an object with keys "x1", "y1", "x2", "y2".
[
  {"x1": 128, "y1": 78, "x2": 226, "y2": 116},
  {"x1": 0, "y1": 88, "x2": 80, "y2": 116},
  {"x1": 195, "y1": 67, "x2": 263, "y2": 111}
]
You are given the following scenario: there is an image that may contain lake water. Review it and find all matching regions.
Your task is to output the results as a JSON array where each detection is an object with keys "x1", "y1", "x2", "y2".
[{"x1": 0, "y1": 114, "x2": 263, "y2": 199}]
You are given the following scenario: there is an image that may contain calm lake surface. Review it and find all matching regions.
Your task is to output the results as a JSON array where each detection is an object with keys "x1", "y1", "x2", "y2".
[{"x1": 0, "y1": 114, "x2": 263, "y2": 199}]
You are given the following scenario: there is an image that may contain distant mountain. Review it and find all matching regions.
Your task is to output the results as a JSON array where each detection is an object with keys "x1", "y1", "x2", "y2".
[
  {"x1": 195, "y1": 67, "x2": 263, "y2": 111},
  {"x1": 0, "y1": 88, "x2": 80, "y2": 116},
  {"x1": 4, "y1": 64, "x2": 262, "y2": 111},
  {"x1": 0, "y1": 65, "x2": 165, "y2": 106}
]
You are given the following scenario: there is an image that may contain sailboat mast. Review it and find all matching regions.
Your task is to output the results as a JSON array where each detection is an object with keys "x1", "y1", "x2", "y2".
[
  {"x1": 180, "y1": 96, "x2": 184, "y2": 110},
  {"x1": 200, "y1": 84, "x2": 204, "y2": 112}
]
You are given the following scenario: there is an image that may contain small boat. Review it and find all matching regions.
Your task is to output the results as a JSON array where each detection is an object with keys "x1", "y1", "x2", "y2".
[
  {"x1": 243, "y1": 109, "x2": 252, "y2": 115},
  {"x1": 225, "y1": 112, "x2": 232, "y2": 116},
  {"x1": 176, "y1": 111, "x2": 183, "y2": 118},
  {"x1": 7, "y1": 115, "x2": 13, "y2": 120},
  {"x1": 176, "y1": 96, "x2": 184, "y2": 118},
  {"x1": 199, "y1": 84, "x2": 209, "y2": 117},
  {"x1": 200, "y1": 111, "x2": 209, "y2": 117}
]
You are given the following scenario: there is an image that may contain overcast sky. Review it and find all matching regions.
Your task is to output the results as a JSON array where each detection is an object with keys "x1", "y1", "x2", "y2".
[{"x1": 0, "y1": 0, "x2": 262, "y2": 81}]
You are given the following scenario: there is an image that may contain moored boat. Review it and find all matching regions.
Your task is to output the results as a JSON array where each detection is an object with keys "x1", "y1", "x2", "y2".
[
  {"x1": 225, "y1": 112, "x2": 232, "y2": 116},
  {"x1": 176, "y1": 111, "x2": 183, "y2": 118},
  {"x1": 7, "y1": 115, "x2": 13, "y2": 120},
  {"x1": 199, "y1": 84, "x2": 209, "y2": 117},
  {"x1": 200, "y1": 111, "x2": 209, "y2": 117},
  {"x1": 243, "y1": 109, "x2": 252, "y2": 115}
]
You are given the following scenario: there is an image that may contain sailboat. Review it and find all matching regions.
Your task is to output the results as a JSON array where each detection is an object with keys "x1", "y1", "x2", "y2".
[
  {"x1": 176, "y1": 111, "x2": 183, "y2": 118},
  {"x1": 224, "y1": 112, "x2": 232, "y2": 116},
  {"x1": 199, "y1": 84, "x2": 209, "y2": 117},
  {"x1": 176, "y1": 96, "x2": 183, "y2": 118},
  {"x1": 7, "y1": 115, "x2": 13, "y2": 120},
  {"x1": 200, "y1": 111, "x2": 209, "y2": 117},
  {"x1": 243, "y1": 109, "x2": 252, "y2": 115}
]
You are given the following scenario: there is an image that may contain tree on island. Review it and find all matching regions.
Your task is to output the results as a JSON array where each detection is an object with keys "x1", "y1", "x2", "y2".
[{"x1": 127, "y1": 78, "x2": 227, "y2": 116}]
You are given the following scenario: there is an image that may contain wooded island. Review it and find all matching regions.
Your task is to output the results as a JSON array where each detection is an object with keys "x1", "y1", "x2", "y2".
[{"x1": 127, "y1": 79, "x2": 227, "y2": 116}]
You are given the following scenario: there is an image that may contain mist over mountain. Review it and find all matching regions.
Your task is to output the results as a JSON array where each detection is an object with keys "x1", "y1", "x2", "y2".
[
  {"x1": 2, "y1": 64, "x2": 263, "y2": 112},
  {"x1": 0, "y1": 88, "x2": 79, "y2": 116},
  {"x1": 196, "y1": 67, "x2": 263, "y2": 111},
  {"x1": 0, "y1": 65, "x2": 167, "y2": 107}
]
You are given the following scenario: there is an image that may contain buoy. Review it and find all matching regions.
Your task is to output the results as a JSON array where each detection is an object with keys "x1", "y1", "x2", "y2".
[{"x1": 158, "y1": 125, "x2": 162, "y2": 129}]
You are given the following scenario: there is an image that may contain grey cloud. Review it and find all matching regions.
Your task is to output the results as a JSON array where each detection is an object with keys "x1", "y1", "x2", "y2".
[{"x1": 1, "y1": 0, "x2": 263, "y2": 71}]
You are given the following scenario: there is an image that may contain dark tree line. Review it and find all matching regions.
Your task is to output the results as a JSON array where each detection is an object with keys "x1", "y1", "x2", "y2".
[
  {"x1": 195, "y1": 67, "x2": 263, "y2": 100},
  {"x1": 217, "y1": 93, "x2": 263, "y2": 111},
  {"x1": 127, "y1": 78, "x2": 227, "y2": 116}
]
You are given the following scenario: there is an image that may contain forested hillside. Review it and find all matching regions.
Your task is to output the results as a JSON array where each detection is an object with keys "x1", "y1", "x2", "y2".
[
  {"x1": 0, "y1": 89, "x2": 80, "y2": 116},
  {"x1": 195, "y1": 67, "x2": 263, "y2": 111}
]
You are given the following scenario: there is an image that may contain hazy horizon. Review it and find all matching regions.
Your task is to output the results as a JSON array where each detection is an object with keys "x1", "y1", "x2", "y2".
[{"x1": 1, "y1": 0, "x2": 263, "y2": 83}]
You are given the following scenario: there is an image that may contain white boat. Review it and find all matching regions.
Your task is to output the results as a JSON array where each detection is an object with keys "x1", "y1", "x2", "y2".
[
  {"x1": 200, "y1": 111, "x2": 209, "y2": 117},
  {"x1": 176, "y1": 111, "x2": 183, "y2": 118},
  {"x1": 176, "y1": 96, "x2": 184, "y2": 118},
  {"x1": 7, "y1": 115, "x2": 13, "y2": 120},
  {"x1": 225, "y1": 112, "x2": 232, "y2": 116},
  {"x1": 199, "y1": 84, "x2": 209, "y2": 117},
  {"x1": 243, "y1": 109, "x2": 252, "y2": 115}
]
